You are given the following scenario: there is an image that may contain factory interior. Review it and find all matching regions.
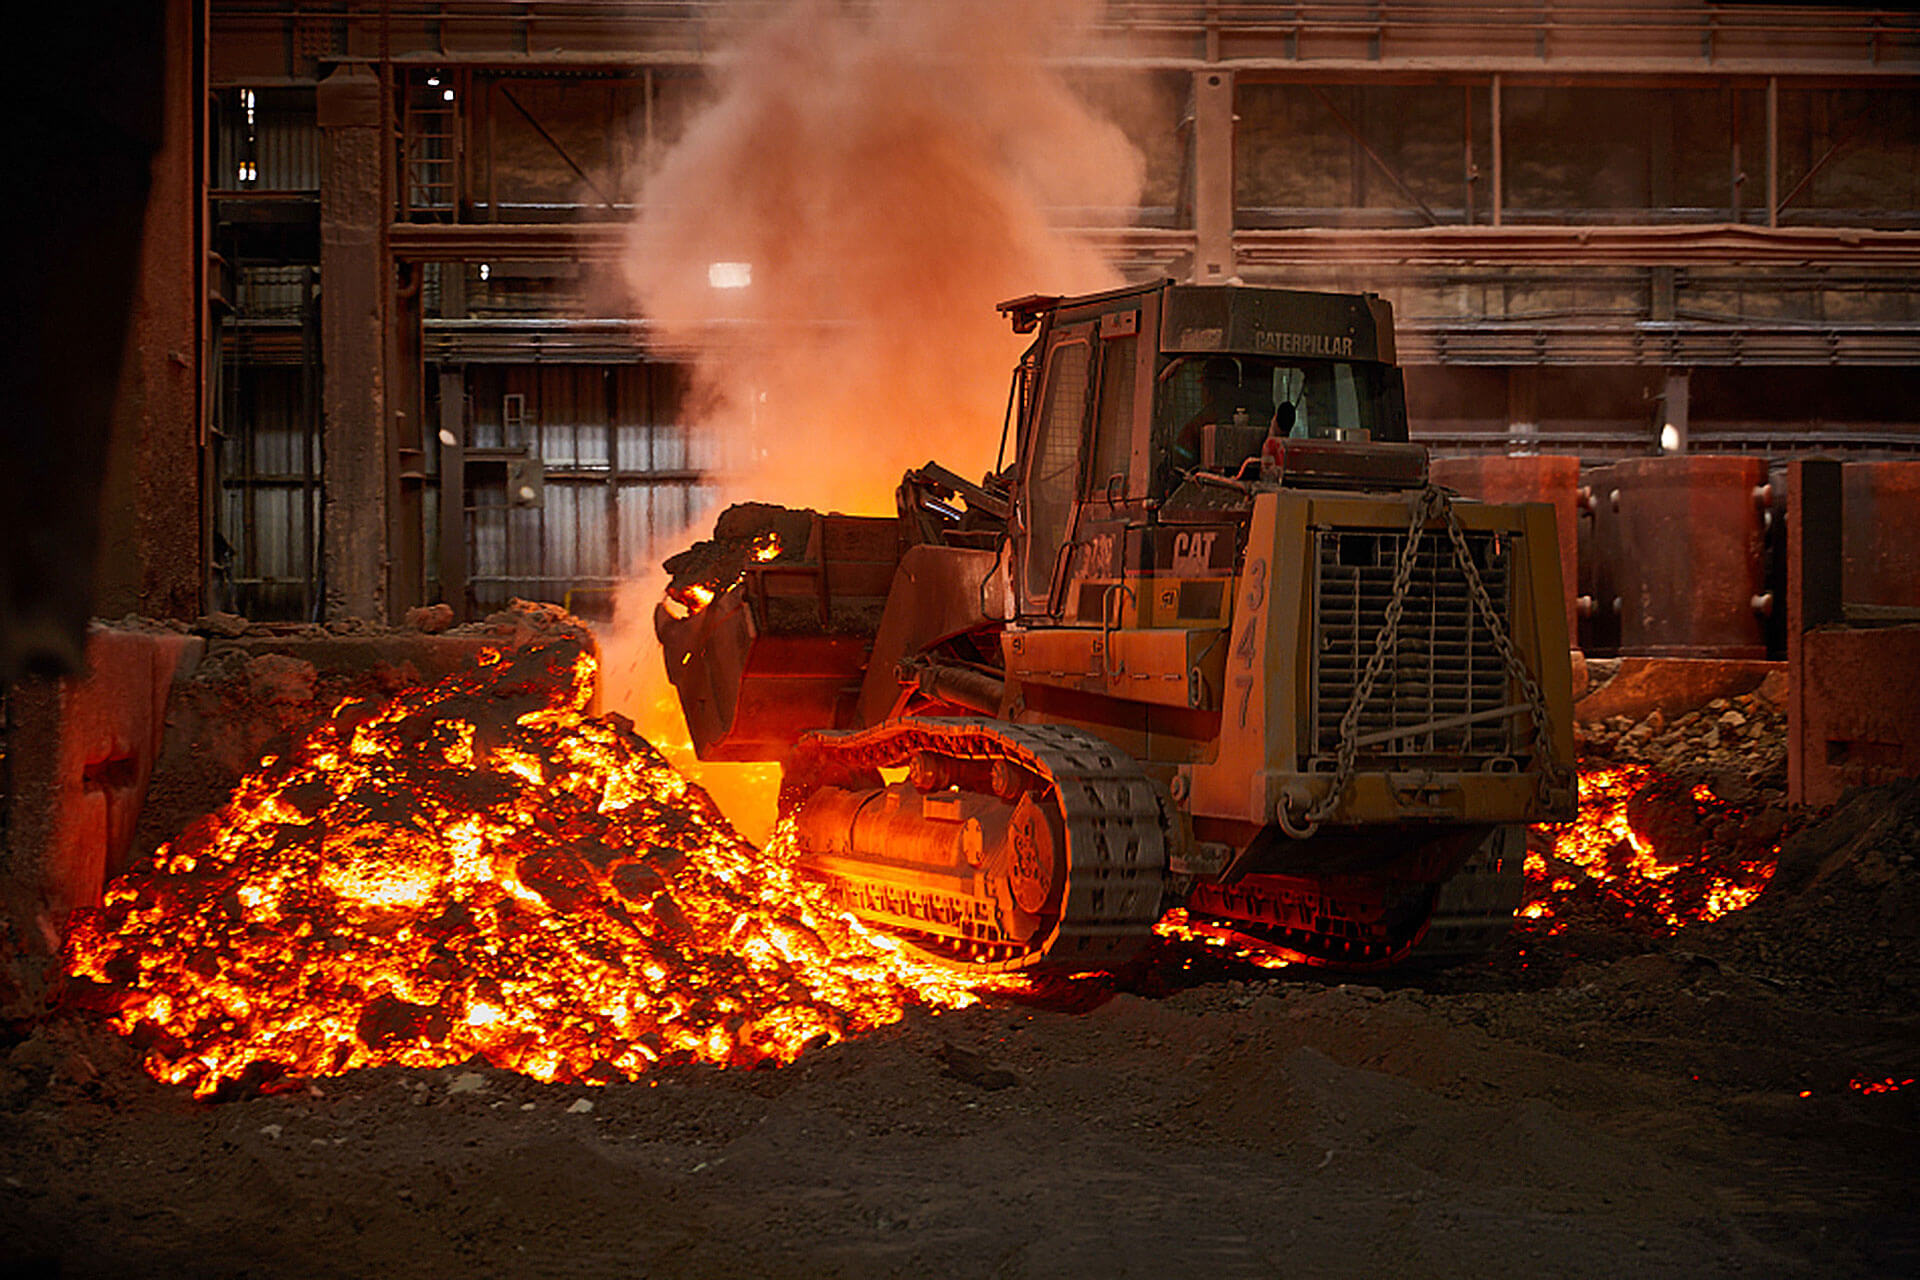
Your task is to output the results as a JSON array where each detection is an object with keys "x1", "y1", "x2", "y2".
[{"x1": 3, "y1": 2, "x2": 1918, "y2": 1276}]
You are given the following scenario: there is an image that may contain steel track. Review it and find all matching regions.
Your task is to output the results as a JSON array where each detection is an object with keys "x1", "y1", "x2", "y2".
[{"x1": 785, "y1": 719, "x2": 1169, "y2": 974}]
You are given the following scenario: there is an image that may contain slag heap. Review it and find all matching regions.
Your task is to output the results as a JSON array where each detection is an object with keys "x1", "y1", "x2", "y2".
[
  {"x1": 1524, "y1": 764, "x2": 1779, "y2": 932},
  {"x1": 65, "y1": 638, "x2": 974, "y2": 1097}
]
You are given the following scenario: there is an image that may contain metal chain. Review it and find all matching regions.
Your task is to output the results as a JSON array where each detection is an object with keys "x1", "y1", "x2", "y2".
[
  {"x1": 1294, "y1": 486, "x2": 1444, "y2": 830},
  {"x1": 1431, "y1": 488, "x2": 1575, "y2": 802},
  {"x1": 1283, "y1": 485, "x2": 1569, "y2": 836}
]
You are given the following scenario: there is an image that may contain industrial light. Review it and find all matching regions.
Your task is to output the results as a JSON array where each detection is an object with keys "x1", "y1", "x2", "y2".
[
  {"x1": 426, "y1": 75, "x2": 441, "y2": 87},
  {"x1": 708, "y1": 262, "x2": 752, "y2": 289},
  {"x1": 479, "y1": 263, "x2": 490, "y2": 281},
  {"x1": 443, "y1": 88, "x2": 455, "y2": 103},
  {"x1": 1660, "y1": 423, "x2": 1682, "y2": 453}
]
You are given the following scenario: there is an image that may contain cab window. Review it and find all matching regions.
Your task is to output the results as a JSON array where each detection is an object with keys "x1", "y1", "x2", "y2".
[
  {"x1": 1023, "y1": 336, "x2": 1091, "y2": 601},
  {"x1": 1151, "y1": 355, "x2": 1389, "y2": 492},
  {"x1": 1086, "y1": 334, "x2": 1138, "y2": 501}
]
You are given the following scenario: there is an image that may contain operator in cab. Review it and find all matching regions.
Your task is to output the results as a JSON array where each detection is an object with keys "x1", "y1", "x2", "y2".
[{"x1": 1170, "y1": 356, "x2": 1272, "y2": 475}]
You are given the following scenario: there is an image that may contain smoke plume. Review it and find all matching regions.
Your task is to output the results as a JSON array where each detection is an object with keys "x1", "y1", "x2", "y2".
[
  {"x1": 601, "y1": 0, "x2": 1145, "y2": 836},
  {"x1": 620, "y1": 0, "x2": 1142, "y2": 510}
]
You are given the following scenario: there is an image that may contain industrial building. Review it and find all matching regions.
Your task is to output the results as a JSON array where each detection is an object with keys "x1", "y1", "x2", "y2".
[
  {"x1": 2, "y1": 4, "x2": 1917, "y2": 1276},
  {"x1": 47, "y1": 0, "x2": 1916, "y2": 631}
]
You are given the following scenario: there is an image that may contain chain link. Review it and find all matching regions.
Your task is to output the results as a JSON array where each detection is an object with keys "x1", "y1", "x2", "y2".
[
  {"x1": 1283, "y1": 485, "x2": 1569, "y2": 836},
  {"x1": 1432, "y1": 488, "x2": 1575, "y2": 804}
]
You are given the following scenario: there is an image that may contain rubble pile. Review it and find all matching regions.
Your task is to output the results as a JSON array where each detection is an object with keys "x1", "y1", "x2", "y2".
[
  {"x1": 1578, "y1": 687, "x2": 1787, "y2": 796},
  {"x1": 1689, "y1": 777, "x2": 1920, "y2": 1012}
]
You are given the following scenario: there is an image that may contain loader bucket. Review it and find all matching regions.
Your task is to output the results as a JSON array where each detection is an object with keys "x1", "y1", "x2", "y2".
[{"x1": 656, "y1": 506, "x2": 900, "y2": 761}]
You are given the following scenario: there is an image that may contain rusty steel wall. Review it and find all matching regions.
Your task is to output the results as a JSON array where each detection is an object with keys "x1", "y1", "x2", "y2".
[
  {"x1": 5, "y1": 630, "x2": 205, "y2": 928},
  {"x1": 1788, "y1": 458, "x2": 1920, "y2": 805},
  {"x1": 1843, "y1": 461, "x2": 1920, "y2": 611},
  {"x1": 1591, "y1": 456, "x2": 1770, "y2": 659}
]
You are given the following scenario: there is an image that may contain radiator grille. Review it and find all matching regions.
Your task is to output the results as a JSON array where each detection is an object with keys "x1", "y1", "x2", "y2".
[{"x1": 1311, "y1": 526, "x2": 1517, "y2": 762}]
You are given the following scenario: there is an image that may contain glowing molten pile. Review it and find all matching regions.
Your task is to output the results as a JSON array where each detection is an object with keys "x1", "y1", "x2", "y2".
[
  {"x1": 64, "y1": 639, "x2": 973, "y2": 1097},
  {"x1": 1523, "y1": 765, "x2": 1778, "y2": 932}
]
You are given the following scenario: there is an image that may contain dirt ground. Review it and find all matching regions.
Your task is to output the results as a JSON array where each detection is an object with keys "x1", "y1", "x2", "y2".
[{"x1": 4, "y1": 773, "x2": 1917, "y2": 1279}]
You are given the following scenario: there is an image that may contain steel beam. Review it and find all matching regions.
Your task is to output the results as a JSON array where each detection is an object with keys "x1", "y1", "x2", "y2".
[
  {"x1": 1232, "y1": 224, "x2": 1920, "y2": 267},
  {"x1": 387, "y1": 221, "x2": 1920, "y2": 270},
  {"x1": 1396, "y1": 321, "x2": 1920, "y2": 368},
  {"x1": 418, "y1": 315, "x2": 1920, "y2": 371},
  {"x1": 208, "y1": 3, "x2": 1920, "y2": 80}
]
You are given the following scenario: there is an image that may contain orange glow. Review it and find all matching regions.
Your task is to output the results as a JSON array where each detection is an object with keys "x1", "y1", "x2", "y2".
[
  {"x1": 1524, "y1": 765, "x2": 1778, "y2": 932},
  {"x1": 1152, "y1": 908, "x2": 1291, "y2": 970},
  {"x1": 671, "y1": 581, "x2": 720, "y2": 615},
  {"x1": 619, "y1": 0, "x2": 1138, "y2": 517},
  {"x1": 598, "y1": 569, "x2": 783, "y2": 846},
  {"x1": 64, "y1": 640, "x2": 974, "y2": 1098},
  {"x1": 1850, "y1": 1076, "x2": 1915, "y2": 1095},
  {"x1": 752, "y1": 531, "x2": 781, "y2": 562}
]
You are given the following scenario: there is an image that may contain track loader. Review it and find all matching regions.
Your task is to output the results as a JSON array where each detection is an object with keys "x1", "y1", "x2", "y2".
[{"x1": 657, "y1": 281, "x2": 1576, "y2": 972}]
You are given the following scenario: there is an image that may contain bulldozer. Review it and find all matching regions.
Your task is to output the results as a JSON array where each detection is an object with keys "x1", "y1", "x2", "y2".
[{"x1": 656, "y1": 281, "x2": 1577, "y2": 974}]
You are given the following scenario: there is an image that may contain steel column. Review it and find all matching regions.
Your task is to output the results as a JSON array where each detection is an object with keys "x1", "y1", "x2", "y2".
[
  {"x1": 437, "y1": 368, "x2": 468, "y2": 619},
  {"x1": 317, "y1": 63, "x2": 390, "y2": 621},
  {"x1": 97, "y1": 0, "x2": 204, "y2": 622},
  {"x1": 1490, "y1": 74, "x2": 1503, "y2": 228},
  {"x1": 1192, "y1": 69, "x2": 1236, "y2": 282},
  {"x1": 1661, "y1": 368, "x2": 1689, "y2": 453},
  {"x1": 1505, "y1": 367, "x2": 1537, "y2": 451},
  {"x1": 1463, "y1": 85, "x2": 1477, "y2": 224},
  {"x1": 1766, "y1": 76, "x2": 1779, "y2": 228}
]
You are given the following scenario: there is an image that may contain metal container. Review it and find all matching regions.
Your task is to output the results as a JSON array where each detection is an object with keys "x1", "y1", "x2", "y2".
[{"x1": 1602, "y1": 456, "x2": 1769, "y2": 659}]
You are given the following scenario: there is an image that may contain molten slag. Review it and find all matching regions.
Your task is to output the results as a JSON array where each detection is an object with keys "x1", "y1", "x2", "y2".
[
  {"x1": 64, "y1": 640, "x2": 975, "y2": 1097},
  {"x1": 1523, "y1": 764, "x2": 1778, "y2": 932}
]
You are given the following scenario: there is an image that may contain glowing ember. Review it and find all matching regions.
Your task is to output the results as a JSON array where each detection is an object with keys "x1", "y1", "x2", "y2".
[
  {"x1": 64, "y1": 639, "x2": 975, "y2": 1098},
  {"x1": 660, "y1": 581, "x2": 719, "y2": 619},
  {"x1": 1152, "y1": 909, "x2": 1291, "y2": 970},
  {"x1": 1522, "y1": 765, "x2": 1778, "y2": 932},
  {"x1": 1850, "y1": 1076, "x2": 1915, "y2": 1095},
  {"x1": 658, "y1": 530, "x2": 782, "y2": 620}
]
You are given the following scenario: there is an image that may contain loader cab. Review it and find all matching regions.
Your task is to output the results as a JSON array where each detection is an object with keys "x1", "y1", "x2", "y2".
[
  {"x1": 1000, "y1": 282, "x2": 1409, "y2": 621},
  {"x1": 1005, "y1": 291, "x2": 1153, "y2": 612}
]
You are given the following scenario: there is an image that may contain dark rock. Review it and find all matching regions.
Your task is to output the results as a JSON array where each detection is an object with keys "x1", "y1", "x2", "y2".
[
  {"x1": 935, "y1": 1041, "x2": 1017, "y2": 1090},
  {"x1": 194, "y1": 612, "x2": 251, "y2": 638}
]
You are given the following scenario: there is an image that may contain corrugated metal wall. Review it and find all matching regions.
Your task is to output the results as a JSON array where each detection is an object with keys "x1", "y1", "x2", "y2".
[
  {"x1": 463, "y1": 363, "x2": 716, "y2": 617},
  {"x1": 216, "y1": 364, "x2": 319, "y2": 620}
]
